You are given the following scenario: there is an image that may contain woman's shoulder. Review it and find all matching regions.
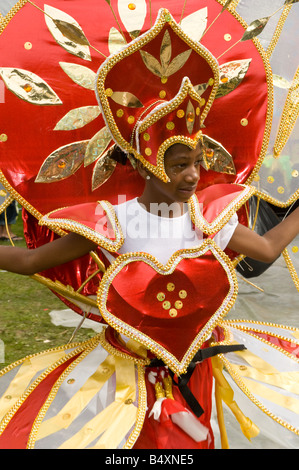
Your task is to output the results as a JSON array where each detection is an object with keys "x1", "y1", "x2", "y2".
[
  {"x1": 39, "y1": 200, "x2": 124, "y2": 252},
  {"x1": 189, "y1": 183, "x2": 255, "y2": 235}
]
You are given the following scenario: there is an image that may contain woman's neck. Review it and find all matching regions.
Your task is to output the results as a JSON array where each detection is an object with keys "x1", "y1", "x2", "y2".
[{"x1": 137, "y1": 192, "x2": 186, "y2": 218}]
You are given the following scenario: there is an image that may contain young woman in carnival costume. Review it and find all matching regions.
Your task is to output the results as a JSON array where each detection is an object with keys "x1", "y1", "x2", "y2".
[{"x1": 0, "y1": 0, "x2": 298, "y2": 449}]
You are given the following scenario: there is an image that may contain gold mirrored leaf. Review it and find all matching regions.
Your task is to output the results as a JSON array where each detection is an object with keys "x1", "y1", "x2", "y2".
[
  {"x1": 117, "y1": 0, "x2": 147, "y2": 33},
  {"x1": 44, "y1": 4, "x2": 91, "y2": 61},
  {"x1": 241, "y1": 17, "x2": 269, "y2": 42},
  {"x1": 59, "y1": 62, "x2": 96, "y2": 90},
  {"x1": 273, "y1": 74, "x2": 292, "y2": 89},
  {"x1": 84, "y1": 127, "x2": 112, "y2": 166},
  {"x1": 194, "y1": 83, "x2": 208, "y2": 97},
  {"x1": 284, "y1": 0, "x2": 299, "y2": 4},
  {"x1": 165, "y1": 49, "x2": 192, "y2": 77},
  {"x1": 202, "y1": 135, "x2": 236, "y2": 175},
  {"x1": 52, "y1": 19, "x2": 89, "y2": 46},
  {"x1": 129, "y1": 30, "x2": 141, "y2": 39},
  {"x1": 54, "y1": 106, "x2": 101, "y2": 130},
  {"x1": 92, "y1": 152, "x2": 117, "y2": 191},
  {"x1": 180, "y1": 8, "x2": 207, "y2": 42},
  {"x1": 140, "y1": 50, "x2": 163, "y2": 77},
  {"x1": 160, "y1": 30, "x2": 172, "y2": 69},
  {"x1": 0, "y1": 67, "x2": 62, "y2": 105},
  {"x1": 35, "y1": 141, "x2": 88, "y2": 183},
  {"x1": 108, "y1": 27, "x2": 127, "y2": 55},
  {"x1": 216, "y1": 59, "x2": 252, "y2": 98},
  {"x1": 111, "y1": 91, "x2": 143, "y2": 108}
]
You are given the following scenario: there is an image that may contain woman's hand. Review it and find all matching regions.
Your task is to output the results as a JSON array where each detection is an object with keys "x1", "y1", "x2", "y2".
[{"x1": 228, "y1": 206, "x2": 299, "y2": 263}]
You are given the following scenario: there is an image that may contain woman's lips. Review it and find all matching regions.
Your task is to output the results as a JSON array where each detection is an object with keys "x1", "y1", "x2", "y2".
[{"x1": 178, "y1": 185, "x2": 197, "y2": 194}]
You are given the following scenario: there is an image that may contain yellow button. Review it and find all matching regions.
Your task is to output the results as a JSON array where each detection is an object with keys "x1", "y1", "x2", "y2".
[
  {"x1": 157, "y1": 292, "x2": 165, "y2": 301},
  {"x1": 169, "y1": 309, "x2": 178, "y2": 317},
  {"x1": 174, "y1": 300, "x2": 183, "y2": 309},
  {"x1": 166, "y1": 121, "x2": 175, "y2": 130},
  {"x1": 105, "y1": 87, "x2": 113, "y2": 97},
  {"x1": 167, "y1": 283, "x2": 175, "y2": 292},
  {"x1": 163, "y1": 301, "x2": 171, "y2": 310},
  {"x1": 0, "y1": 134, "x2": 8, "y2": 142},
  {"x1": 179, "y1": 290, "x2": 187, "y2": 299}
]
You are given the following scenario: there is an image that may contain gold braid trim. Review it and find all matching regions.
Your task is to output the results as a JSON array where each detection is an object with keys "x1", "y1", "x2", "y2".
[
  {"x1": 266, "y1": 4, "x2": 293, "y2": 58},
  {"x1": 0, "y1": 0, "x2": 27, "y2": 35}
]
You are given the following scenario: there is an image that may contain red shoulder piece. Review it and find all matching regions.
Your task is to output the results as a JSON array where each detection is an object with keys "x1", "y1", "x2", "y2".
[
  {"x1": 189, "y1": 183, "x2": 255, "y2": 234},
  {"x1": 39, "y1": 200, "x2": 124, "y2": 252}
]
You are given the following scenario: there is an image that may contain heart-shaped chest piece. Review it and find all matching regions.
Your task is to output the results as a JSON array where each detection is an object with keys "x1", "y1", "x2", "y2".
[{"x1": 97, "y1": 240, "x2": 237, "y2": 375}]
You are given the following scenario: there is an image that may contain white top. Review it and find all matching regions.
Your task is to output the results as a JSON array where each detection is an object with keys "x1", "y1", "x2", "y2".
[{"x1": 114, "y1": 197, "x2": 238, "y2": 264}]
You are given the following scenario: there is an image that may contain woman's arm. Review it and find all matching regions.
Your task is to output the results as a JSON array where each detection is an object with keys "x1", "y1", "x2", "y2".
[
  {"x1": 0, "y1": 232, "x2": 98, "y2": 276},
  {"x1": 227, "y1": 206, "x2": 299, "y2": 263}
]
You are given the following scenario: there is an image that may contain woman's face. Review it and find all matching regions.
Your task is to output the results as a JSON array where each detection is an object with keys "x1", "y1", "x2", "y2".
[{"x1": 144, "y1": 142, "x2": 203, "y2": 206}]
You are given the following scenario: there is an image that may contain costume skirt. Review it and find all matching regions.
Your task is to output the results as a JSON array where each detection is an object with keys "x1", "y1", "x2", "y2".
[{"x1": 0, "y1": 321, "x2": 298, "y2": 449}]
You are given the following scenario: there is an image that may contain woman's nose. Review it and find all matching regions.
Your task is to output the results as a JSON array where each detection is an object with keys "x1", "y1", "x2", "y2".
[{"x1": 185, "y1": 164, "x2": 200, "y2": 182}]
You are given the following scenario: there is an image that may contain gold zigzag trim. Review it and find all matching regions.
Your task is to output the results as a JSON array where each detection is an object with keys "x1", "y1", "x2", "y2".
[
  {"x1": 0, "y1": 0, "x2": 27, "y2": 35},
  {"x1": 266, "y1": 3, "x2": 293, "y2": 58},
  {"x1": 274, "y1": 66, "x2": 299, "y2": 159}
]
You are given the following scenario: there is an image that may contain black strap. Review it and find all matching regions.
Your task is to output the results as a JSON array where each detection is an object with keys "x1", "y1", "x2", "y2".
[{"x1": 147, "y1": 343, "x2": 246, "y2": 418}]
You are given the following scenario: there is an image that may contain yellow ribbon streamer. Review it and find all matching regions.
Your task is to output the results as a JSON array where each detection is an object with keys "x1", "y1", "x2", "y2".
[
  {"x1": 230, "y1": 364, "x2": 299, "y2": 395},
  {"x1": 212, "y1": 355, "x2": 260, "y2": 448},
  {"x1": 58, "y1": 356, "x2": 138, "y2": 449},
  {"x1": 234, "y1": 348, "x2": 279, "y2": 375},
  {"x1": 0, "y1": 350, "x2": 66, "y2": 419},
  {"x1": 240, "y1": 377, "x2": 299, "y2": 414},
  {"x1": 36, "y1": 354, "x2": 115, "y2": 440}
]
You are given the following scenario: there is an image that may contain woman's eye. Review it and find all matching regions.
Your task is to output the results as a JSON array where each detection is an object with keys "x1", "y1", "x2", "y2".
[{"x1": 172, "y1": 163, "x2": 186, "y2": 170}]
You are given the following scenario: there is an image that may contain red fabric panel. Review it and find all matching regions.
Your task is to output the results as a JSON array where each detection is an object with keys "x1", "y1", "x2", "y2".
[{"x1": 0, "y1": 353, "x2": 81, "y2": 449}]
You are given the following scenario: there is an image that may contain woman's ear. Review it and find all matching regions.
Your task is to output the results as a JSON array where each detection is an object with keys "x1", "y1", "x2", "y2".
[{"x1": 136, "y1": 160, "x2": 151, "y2": 180}]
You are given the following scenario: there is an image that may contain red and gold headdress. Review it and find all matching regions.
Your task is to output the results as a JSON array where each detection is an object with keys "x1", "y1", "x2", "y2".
[{"x1": 96, "y1": 9, "x2": 235, "y2": 182}]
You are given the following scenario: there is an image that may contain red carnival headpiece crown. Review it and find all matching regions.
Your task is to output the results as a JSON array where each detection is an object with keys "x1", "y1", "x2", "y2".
[{"x1": 96, "y1": 9, "x2": 235, "y2": 182}]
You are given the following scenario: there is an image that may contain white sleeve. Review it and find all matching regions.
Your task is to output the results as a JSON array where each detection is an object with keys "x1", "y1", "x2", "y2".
[{"x1": 213, "y1": 213, "x2": 239, "y2": 250}]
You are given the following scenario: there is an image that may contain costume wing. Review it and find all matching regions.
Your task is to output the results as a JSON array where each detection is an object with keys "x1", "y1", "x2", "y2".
[{"x1": 0, "y1": 0, "x2": 298, "y2": 309}]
